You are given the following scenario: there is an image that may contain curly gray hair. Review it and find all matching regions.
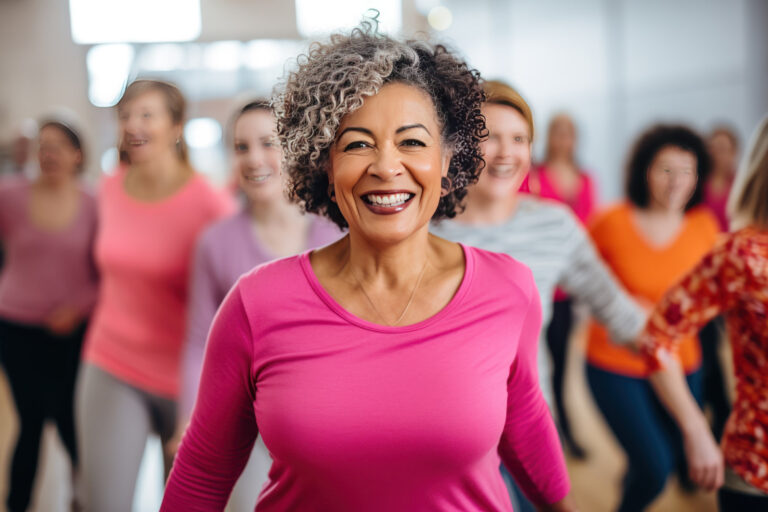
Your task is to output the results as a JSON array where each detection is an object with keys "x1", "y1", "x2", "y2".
[{"x1": 274, "y1": 21, "x2": 487, "y2": 229}]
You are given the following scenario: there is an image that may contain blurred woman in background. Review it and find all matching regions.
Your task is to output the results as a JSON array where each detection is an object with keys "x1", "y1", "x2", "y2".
[
  {"x1": 76, "y1": 79, "x2": 230, "y2": 511},
  {"x1": 431, "y1": 80, "x2": 645, "y2": 512},
  {"x1": 522, "y1": 113, "x2": 597, "y2": 459},
  {"x1": 640, "y1": 115, "x2": 768, "y2": 511},
  {"x1": 704, "y1": 125, "x2": 739, "y2": 232},
  {"x1": 585, "y1": 125, "x2": 719, "y2": 512},
  {"x1": 0, "y1": 119, "x2": 97, "y2": 512},
  {"x1": 176, "y1": 100, "x2": 341, "y2": 511},
  {"x1": 696, "y1": 125, "x2": 741, "y2": 442}
]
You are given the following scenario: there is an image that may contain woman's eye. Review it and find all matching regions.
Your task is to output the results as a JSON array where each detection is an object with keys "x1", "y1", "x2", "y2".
[
  {"x1": 235, "y1": 143, "x2": 248, "y2": 152},
  {"x1": 343, "y1": 141, "x2": 370, "y2": 151},
  {"x1": 401, "y1": 139, "x2": 426, "y2": 147},
  {"x1": 142, "y1": 112, "x2": 152, "y2": 119}
]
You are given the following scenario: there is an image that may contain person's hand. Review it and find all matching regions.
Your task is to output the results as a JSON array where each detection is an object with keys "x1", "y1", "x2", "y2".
[
  {"x1": 166, "y1": 419, "x2": 189, "y2": 458},
  {"x1": 682, "y1": 417, "x2": 724, "y2": 491},
  {"x1": 46, "y1": 305, "x2": 82, "y2": 336}
]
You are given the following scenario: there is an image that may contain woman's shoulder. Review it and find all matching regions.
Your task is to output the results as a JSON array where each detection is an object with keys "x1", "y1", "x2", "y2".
[
  {"x1": 588, "y1": 202, "x2": 630, "y2": 232},
  {"x1": 686, "y1": 206, "x2": 720, "y2": 233},
  {"x1": 234, "y1": 253, "x2": 306, "y2": 298},
  {"x1": 464, "y1": 245, "x2": 536, "y2": 299},
  {"x1": 0, "y1": 178, "x2": 28, "y2": 199},
  {"x1": 726, "y1": 226, "x2": 768, "y2": 257}
]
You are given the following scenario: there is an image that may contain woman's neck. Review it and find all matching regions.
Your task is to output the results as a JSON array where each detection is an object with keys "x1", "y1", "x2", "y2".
[
  {"x1": 343, "y1": 228, "x2": 434, "y2": 288},
  {"x1": 640, "y1": 202, "x2": 685, "y2": 221},
  {"x1": 248, "y1": 195, "x2": 303, "y2": 226},
  {"x1": 129, "y1": 151, "x2": 187, "y2": 191},
  {"x1": 34, "y1": 173, "x2": 77, "y2": 193},
  {"x1": 459, "y1": 190, "x2": 518, "y2": 225},
  {"x1": 546, "y1": 156, "x2": 578, "y2": 174}
]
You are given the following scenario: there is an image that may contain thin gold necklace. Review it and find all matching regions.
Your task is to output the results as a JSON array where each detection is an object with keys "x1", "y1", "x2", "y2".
[{"x1": 353, "y1": 259, "x2": 429, "y2": 326}]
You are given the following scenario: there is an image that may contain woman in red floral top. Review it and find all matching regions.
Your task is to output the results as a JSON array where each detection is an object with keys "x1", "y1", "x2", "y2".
[{"x1": 640, "y1": 115, "x2": 768, "y2": 511}]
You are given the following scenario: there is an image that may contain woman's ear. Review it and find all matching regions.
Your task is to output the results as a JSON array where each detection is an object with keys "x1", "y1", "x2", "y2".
[{"x1": 440, "y1": 150, "x2": 453, "y2": 178}]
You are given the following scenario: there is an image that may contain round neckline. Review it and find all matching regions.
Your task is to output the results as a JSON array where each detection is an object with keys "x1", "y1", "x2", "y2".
[
  {"x1": 299, "y1": 243, "x2": 474, "y2": 333},
  {"x1": 23, "y1": 182, "x2": 86, "y2": 236},
  {"x1": 624, "y1": 204, "x2": 692, "y2": 253},
  {"x1": 118, "y1": 167, "x2": 199, "y2": 207}
]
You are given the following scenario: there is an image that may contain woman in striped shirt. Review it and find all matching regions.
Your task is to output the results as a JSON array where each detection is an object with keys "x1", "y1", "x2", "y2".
[{"x1": 431, "y1": 80, "x2": 645, "y2": 511}]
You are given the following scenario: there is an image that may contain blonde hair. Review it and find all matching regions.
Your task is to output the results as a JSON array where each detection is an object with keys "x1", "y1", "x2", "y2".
[
  {"x1": 483, "y1": 80, "x2": 534, "y2": 141},
  {"x1": 116, "y1": 80, "x2": 190, "y2": 165},
  {"x1": 728, "y1": 116, "x2": 768, "y2": 230}
]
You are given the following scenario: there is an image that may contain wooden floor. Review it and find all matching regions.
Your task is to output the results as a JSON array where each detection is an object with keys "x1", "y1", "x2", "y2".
[{"x1": 0, "y1": 325, "x2": 722, "y2": 512}]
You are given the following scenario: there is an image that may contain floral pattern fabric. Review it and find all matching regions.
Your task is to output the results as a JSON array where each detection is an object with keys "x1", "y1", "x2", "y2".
[{"x1": 640, "y1": 227, "x2": 768, "y2": 493}]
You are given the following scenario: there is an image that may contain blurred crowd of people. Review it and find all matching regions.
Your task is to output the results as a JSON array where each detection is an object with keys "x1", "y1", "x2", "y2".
[{"x1": 0, "y1": 23, "x2": 766, "y2": 512}]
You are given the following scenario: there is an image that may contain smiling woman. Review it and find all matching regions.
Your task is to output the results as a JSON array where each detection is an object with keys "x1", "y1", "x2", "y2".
[{"x1": 161, "y1": 23, "x2": 576, "y2": 512}]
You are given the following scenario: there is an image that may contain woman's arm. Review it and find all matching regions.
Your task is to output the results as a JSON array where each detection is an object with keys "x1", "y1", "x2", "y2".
[
  {"x1": 648, "y1": 356, "x2": 723, "y2": 490},
  {"x1": 498, "y1": 270, "x2": 576, "y2": 510},
  {"x1": 179, "y1": 234, "x2": 223, "y2": 420},
  {"x1": 558, "y1": 211, "x2": 647, "y2": 343},
  {"x1": 161, "y1": 284, "x2": 259, "y2": 511},
  {"x1": 639, "y1": 237, "x2": 739, "y2": 490}
]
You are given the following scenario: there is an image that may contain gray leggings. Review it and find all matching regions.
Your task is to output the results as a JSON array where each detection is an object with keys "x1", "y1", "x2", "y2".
[{"x1": 76, "y1": 364, "x2": 176, "y2": 512}]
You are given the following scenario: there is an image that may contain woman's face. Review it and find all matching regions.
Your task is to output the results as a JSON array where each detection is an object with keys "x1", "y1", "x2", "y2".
[
  {"x1": 646, "y1": 146, "x2": 698, "y2": 211},
  {"x1": 233, "y1": 110, "x2": 284, "y2": 204},
  {"x1": 547, "y1": 115, "x2": 576, "y2": 159},
  {"x1": 118, "y1": 90, "x2": 181, "y2": 165},
  {"x1": 328, "y1": 82, "x2": 450, "y2": 246},
  {"x1": 708, "y1": 132, "x2": 737, "y2": 172},
  {"x1": 38, "y1": 125, "x2": 81, "y2": 180},
  {"x1": 472, "y1": 104, "x2": 531, "y2": 201}
]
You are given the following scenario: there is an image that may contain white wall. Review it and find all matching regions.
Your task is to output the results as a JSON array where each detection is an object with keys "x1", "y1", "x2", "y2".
[{"x1": 439, "y1": 0, "x2": 768, "y2": 202}]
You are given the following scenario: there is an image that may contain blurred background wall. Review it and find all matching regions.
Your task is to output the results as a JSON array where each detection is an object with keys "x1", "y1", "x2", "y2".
[{"x1": 1, "y1": 0, "x2": 766, "y2": 199}]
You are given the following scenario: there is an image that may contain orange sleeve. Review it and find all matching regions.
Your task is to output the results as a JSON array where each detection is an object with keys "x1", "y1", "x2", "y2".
[{"x1": 639, "y1": 234, "x2": 740, "y2": 371}]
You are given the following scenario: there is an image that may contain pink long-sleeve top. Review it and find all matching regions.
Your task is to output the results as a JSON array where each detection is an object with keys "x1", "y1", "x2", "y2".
[
  {"x1": 0, "y1": 180, "x2": 98, "y2": 324},
  {"x1": 161, "y1": 244, "x2": 570, "y2": 511},
  {"x1": 83, "y1": 168, "x2": 231, "y2": 397}
]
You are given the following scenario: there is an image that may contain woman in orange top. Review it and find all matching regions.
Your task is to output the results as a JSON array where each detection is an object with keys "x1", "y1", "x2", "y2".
[
  {"x1": 586, "y1": 125, "x2": 719, "y2": 512},
  {"x1": 641, "y1": 116, "x2": 768, "y2": 511}
]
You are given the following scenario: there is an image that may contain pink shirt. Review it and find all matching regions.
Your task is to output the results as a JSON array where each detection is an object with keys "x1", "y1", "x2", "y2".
[
  {"x1": 0, "y1": 180, "x2": 98, "y2": 324},
  {"x1": 703, "y1": 179, "x2": 733, "y2": 232},
  {"x1": 522, "y1": 164, "x2": 597, "y2": 225},
  {"x1": 84, "y1": 168, "x2": 230, "y2": 397},
  {"x1": 161, "y1": 245, "x2": 570, "y2": 511}
]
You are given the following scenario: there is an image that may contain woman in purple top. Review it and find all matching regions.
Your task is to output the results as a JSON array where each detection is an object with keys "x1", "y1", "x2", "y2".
[
  {"x1": 0, "y1": 119, "x2": 98, "y2": 512},
  {"x1": 175, "y1": 100, "x2": 341, "y2": 511},
  {"x1": 162, "y1": 24, "x2": 576, "y2": 511}
]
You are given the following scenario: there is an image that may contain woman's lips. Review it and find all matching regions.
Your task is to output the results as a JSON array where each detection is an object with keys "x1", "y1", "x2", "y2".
[{"x1": 361, "y1": 191, "x2": 415, "y2": 215}]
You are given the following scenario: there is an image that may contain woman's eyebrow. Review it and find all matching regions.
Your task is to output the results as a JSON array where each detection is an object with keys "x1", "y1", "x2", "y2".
[
  {"x1": 337, "y1": 127, "x2": 374, "y2": 139},
  {"x1": 396, "y1": 123, "x2": 431, "y2": 135}
]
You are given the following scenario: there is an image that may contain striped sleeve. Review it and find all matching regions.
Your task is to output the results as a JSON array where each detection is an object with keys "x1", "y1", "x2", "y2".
[{"x1": 557, "y1": 209, "x2": 647, "y2": 343}]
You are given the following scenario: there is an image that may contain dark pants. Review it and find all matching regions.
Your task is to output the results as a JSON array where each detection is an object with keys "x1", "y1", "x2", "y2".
[
  {"x1": 699, "y1": 318, "x2": 730, "y2": 440},
  {"x1": 718, "y1": 487, "x2": 768, "y2": 511},
  {"x1": 546, "y1": 298, "x2": 581, "y2": 450},
  {"x1": 0, "y1": 318, "x2": 85, "y2": 512},
  {"x1": 587, "y1": 364, "x2": 703, "y2": 512}
]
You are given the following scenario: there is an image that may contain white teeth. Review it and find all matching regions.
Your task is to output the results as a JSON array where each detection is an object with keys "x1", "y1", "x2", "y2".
[
  {"x1": 245, "y1": 174, "x2": 270, "y2": 183},
  {"x1": 366, "y1": 193, "x2": 411, "y2": 206},
  {"x1": 128, "y1": 140, "x2": 147, "y2": 146}
]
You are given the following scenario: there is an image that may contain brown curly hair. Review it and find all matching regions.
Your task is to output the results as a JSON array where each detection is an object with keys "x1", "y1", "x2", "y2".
[{"x1": 274, "y1": 21, "x2": 487, "y2": 229}]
